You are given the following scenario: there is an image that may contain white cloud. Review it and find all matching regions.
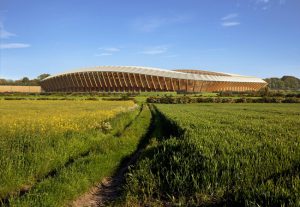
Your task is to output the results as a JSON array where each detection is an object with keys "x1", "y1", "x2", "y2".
[
  {"x1": 0, "y1": 22, "x2": 16, "y2": 39},
  {"x1": 221, "y1": 13, "x2": 238, "y2": 21},
  {"x1": 94, "y1": 53, "x2": 112, "y2": 56},
  {"x1": 222, "y1": 22, "x2": 241, "y2": 27},
  {"x1": 133, "y1": 15, "x2": 191, "y2": 32},
  {"x1": 221, "y1": 13, "x2": 240, "y2": 27},
  {"x1": 98, "y1": 47, "x2": 120, "y2": 52},
  {"x1": 0, "y1": 43, "x2": 30, "y2": 49},
  {"x1": 141, "y1": 46, "x2": 168, "y2": 55}
]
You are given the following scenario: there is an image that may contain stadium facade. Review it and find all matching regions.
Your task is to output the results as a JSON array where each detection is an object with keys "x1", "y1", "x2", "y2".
[{"x1": 40, "y1": 66, "x2": 267, "y2": 92}]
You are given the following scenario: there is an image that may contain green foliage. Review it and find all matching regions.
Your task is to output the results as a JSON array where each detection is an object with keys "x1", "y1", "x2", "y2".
[
  {"x1": 264, "y1": 76, "x2": 300, "y2": 90},
  {"x1": 146, "y1": 96, "x2": 300, "y2": 104},
  {"x1": 0, "y1": 74, "x2": 50, "y2": 86},
  {"x1": 37, "y1": 74, "x2": 51, "y2": 80},
  {"x1": 124, "y1": 103, "x2": 300, "y2": 206}
]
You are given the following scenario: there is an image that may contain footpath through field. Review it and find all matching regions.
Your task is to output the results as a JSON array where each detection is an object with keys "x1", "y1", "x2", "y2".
[{"x1": 2, "y1": 101, "x2": 149, "y2": 206}]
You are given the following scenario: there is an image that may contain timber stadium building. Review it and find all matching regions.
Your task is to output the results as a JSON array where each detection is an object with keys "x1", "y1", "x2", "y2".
[{"x1": 41, "y1": 66, "x2": 267, "y2": 92}]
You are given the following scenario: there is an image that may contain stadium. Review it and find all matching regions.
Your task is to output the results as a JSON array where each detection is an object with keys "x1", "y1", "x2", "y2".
[{"x1": 40, "y1": 66, "x2": 267, "y2": 92}]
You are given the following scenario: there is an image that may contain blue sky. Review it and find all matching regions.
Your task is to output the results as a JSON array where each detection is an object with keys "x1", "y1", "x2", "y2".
[{"x1": 0, "y1": 0, "x2": 299, "y2": 79}]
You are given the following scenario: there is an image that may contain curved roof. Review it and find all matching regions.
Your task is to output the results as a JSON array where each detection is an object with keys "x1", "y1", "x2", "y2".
[
  {"x1": 173, "y1": 69, "x2": 231, "y2": 76},
  {"x1": 43, "y1": 65, "x2": 266, "y2": 83}
]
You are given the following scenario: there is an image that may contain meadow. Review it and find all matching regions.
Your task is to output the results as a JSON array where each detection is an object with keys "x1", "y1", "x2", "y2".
[
  {"x1": 124, "y1": 103, "x2": 300, "y2": 206},
  {"x1": 1, "y1": 95, "x2": 300, "y2": 206},
  {"x1": 0, "y1": 100, "x2": 152, "y2": 206}
]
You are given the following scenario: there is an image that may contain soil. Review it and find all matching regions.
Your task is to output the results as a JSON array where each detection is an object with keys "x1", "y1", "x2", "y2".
[{"x1": 71, "y1": 152, "x2": 140, "y2": 207}]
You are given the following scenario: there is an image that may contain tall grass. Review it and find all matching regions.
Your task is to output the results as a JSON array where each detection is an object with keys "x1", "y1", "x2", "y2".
[
  {"x1": 8, "y1": 104, "x2": 152, "y2": 206},
  {"x1": 0, "y1": 100, "x2": 136, "y2": 201},
  {"x1": 124, "y1": 103, "x2": 300, "y2": 206}
]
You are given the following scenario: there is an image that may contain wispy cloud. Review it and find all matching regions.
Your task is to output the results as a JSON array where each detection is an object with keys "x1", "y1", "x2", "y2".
[
  {"x1": 253, "y1": 0, "x2": 285, "y2": 10},
  {"x1": 133, "y1": 15, "x2": 191, "y2": 32},
  {"x1": 98, "y1": 47, "x2": 120, "y2": 52},
  {"x1": 94, "y1": 47, "x2": 120, "y2": 56},
  {"x1": 141, "y1": 45, "x2": 168, "y2": 55},
  {"x1": 0, "y1": 22, "x2": 16, "y2": 39},
  {"x1": 0, "y1": 43, "x2": 31, "y2": 49},
  {"x1": 221, "y1": 13, "x2": 238, "y2": 21},
  {"x1": 221, "y1": 22, "x2": 240, "y2": 27},
  {"x1": 94, "y1": 53, "x2": 113, "y2": 56},
  {"x1": 0, "y1": 19, "x2": 31, "y2": 49},
  {"x1": 221, "y1": 13, "x2": 240, "y2": 27}
]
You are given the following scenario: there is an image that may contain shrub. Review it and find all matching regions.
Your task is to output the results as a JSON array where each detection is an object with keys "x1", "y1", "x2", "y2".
[
  {"x1": 146, "y1": 96, "x2": 300, "y2": 104},
  {"x1": 85, "y1": 97, "x2": 98, "y2": 100},
  {"x1": 282, "y1": 97, "x2": 300, "y2": 103}
]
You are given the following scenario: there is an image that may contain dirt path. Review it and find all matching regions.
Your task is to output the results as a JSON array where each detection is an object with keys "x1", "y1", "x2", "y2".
[
  {"x1": 71, "y1": 147, "x2": 142, "y2": 207},
  {"x1": 71, "y1": 106, "x2": 157, "y2": 207},
  {"x1": 70, "y1": 105, "x2": 168, "y2": 207}
]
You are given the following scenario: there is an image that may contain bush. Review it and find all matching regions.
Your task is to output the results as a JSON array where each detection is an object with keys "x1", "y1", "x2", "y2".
[
  {"x1": 4, "y1": 97, "x2": 26, "y2": 100},
  {"x1": 146, "y1": 96, "x2": 300, "y2": 104},
  {"x1": 85, "y1": 97, "x2": 98, "y2": 100},
  {"x1": 282, "y1": 97, "x2": 300, "y2": 103}
]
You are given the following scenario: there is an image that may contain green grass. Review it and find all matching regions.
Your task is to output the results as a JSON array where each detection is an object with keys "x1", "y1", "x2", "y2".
[
  {"x1": 2, "y1": 96, "x2": 300, "y2": 206},
  {"x1": 124, "y1": 103, "x2": 300, "y2": 206},
  {"x1": 0, "y1": 100, "x2": 138, "y2": 204},
  {"x1": 8, "y1": 104, "x2": 151, "y2": 207}
]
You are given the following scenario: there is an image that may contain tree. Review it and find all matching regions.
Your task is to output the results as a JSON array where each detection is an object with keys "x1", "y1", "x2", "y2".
[
  {"x1": 21, "y1": 77, "x2": 30, "y2": 86},
  {"x1": 37, "y1": 74, "x2": 51, "y2": 80},
  {"x1": 281, "y1": 76, "x2": 299, "y2": 89},
  {"x1": 264, "y1": 76, "x2": 300, "y2": 90}
]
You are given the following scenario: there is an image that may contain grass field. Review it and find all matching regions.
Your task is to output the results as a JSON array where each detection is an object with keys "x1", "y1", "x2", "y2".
[
  {"x1": 0, "y1": 100, "x2": 148, "y2": 206},
  {"x1": 1, "y1": 96, "x2": 300, "y2": 206},
  {"x1": 124, "y1": 103, "x2": 300, "y2": 206}
]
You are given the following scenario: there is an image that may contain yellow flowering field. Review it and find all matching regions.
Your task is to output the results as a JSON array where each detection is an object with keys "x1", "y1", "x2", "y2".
[{"x1": 0, "y1": 100, "x2": 136, "y2": 199}]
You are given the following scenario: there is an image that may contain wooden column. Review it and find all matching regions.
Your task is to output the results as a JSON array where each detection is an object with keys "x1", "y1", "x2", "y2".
[
  {"x1": 127, "y1": 73, "x2": 134, "y2": 91},
  {"x1": 139, "y1": 74, "x2": 145, "y2": 91},
  {"x1": 117, "y1": 72, "x2": 123, "y2": 91},
  {"x1": 144, "y1": 74, "x2": 150, "y2": 91},
  {"x1": 163, "y1": 77, "x2": 168, "y2": 91},
  {"x1": 91, "y1": 72, "x2": 99, "y2": 91},
  {"x1": 106, "y1": 72, "x2": 113, "y2": 91},
  {"x1": 95, "y1": 72, "x2": 103, "y2": 91},
  {"x1": 150, "y1": 76, "x2": 156, "y2": 91},
  {"x1": 68, "y1": 74, "x2": 76, "y2": 91},
  {"x1": 156, "y1": 76, "x2": 163, "y2": 91},
  {"x1": 170, "y1": 78, "x2": 175, "y2": 91},
  {"x1": 87, "y1": 72, "x2": 95, "y2": 91},
  {"x1": 111, "y1": 72, "x2": 118, "y2": 92},
  {"x1": 122, "y1": 72, "x2": 128, "y2": 91}
]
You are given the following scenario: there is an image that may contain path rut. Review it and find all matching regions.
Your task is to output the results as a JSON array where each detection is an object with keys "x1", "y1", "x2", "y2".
[{"x1": 71, "y1": 105, "x2": 158, "y2": 207}]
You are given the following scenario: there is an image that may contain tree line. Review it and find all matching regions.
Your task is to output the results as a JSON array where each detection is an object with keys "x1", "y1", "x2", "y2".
[
  {"x1": 264, "y1": 76, "x2": 300, "y2": 90},
  {"x1": 0, "y1": 74, "x2": 50, "y2": 86}
]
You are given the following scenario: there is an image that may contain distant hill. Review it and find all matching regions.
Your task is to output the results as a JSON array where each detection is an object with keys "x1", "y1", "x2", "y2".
[{"x1": 264, "y1": 76, "x2": 300, "y2": 90}]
